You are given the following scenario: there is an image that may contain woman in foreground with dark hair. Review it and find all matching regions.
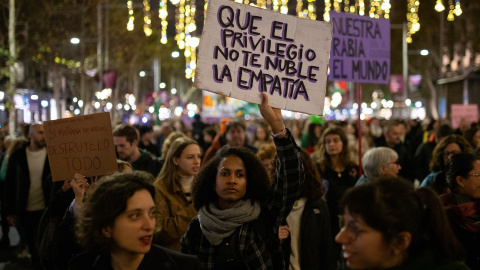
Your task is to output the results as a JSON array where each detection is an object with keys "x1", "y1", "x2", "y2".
[
  {"x1": 336, "y1": 178, "x2": 469, "y2": 270},
  {"x1": 181, "y1": 93, "x2": 304, "y2": 270},
  {"x1": 441, "y1": 153, "x2": 480, "y2": 269},
  {"x1": 69, "y1": 171, "x2": 199, "y2": 269}
]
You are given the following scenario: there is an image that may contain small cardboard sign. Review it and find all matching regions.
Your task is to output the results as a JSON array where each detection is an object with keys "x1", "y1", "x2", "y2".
[
  {"x1": 328, "y1": 11, "x2": 390, "y2": 84},
  {"x1": 194, "y1": 0, "x2": 333, "y2": 115},
  {"x1": 451, "y1": 104, "x2": 479, "y2": 129},
  {"x1": 44, "y1": 112, "x2": 118, "y2": 182}
]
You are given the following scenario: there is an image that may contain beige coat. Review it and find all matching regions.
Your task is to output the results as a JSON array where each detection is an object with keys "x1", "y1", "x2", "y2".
[{"x1": 154, "y1": 178, "x2": 198, "y2": 251}]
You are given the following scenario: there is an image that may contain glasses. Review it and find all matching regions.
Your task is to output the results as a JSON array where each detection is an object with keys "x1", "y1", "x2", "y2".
[
  {"x1": 468, "y1": 173, "x2": 480, "y2": 178},
  {"x1": 387, "y1": 160, "x2": 400, "y2": 167},
  {"x1": 338, "y1": 215, "x2": 363, "y2": 241}
]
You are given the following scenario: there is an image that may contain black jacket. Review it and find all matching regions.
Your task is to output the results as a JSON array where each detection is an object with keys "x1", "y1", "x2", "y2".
[
  {"x1": 282, "y1": 198, "x2": 336, "y2": 270},
  {"x1": 5, "y1": 143, "x2": 52, "y2": 216},
  {"x1": 131, "y1": 148, "x2": 164, "y2": 178},
  {"x1": 69, "y1": 244, "x2": 200, "y2": 270}
]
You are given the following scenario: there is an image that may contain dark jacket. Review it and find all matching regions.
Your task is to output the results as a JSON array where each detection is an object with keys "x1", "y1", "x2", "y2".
[
  {"x1": 69, "y1": 244, "x2": 200, "y2": 270},
  {"x1": 131, "y1": 148, "x2": 164, "y2": 177},
  {"x1": 182, "y1": 132, "x2": 304, "y2": 270},
  {"x1": 386, "y1": 249, "x2": 470, "y2": 270},
  {"x1": 282, "y1": 198, "x2": 336, "y2": 270},
  {"x1": 414, "y1": 141, "x2": 436, "y2": 181},
  {"x1": 5, "y1": 143, "x2": 52, "y2": 216}
]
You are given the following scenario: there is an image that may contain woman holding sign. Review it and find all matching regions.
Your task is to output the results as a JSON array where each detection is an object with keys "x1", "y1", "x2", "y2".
[
  {"x1": 153, "y1": 137, "x2": 201, "y2": 251},
  {"x1": 181, "y1": 93, "x2": 304, "y2": 270}
]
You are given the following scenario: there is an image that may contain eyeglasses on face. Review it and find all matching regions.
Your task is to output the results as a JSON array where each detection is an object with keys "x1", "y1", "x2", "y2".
[
  {"x1": 443, "y1": 150, "x2": 461, "y2": 157},
  {"x1": 338, "y1": 215, "x2": 364, "y2": 241},
  {"x1": 468, "y1": 173, "x2": 480, "y2": 178}
]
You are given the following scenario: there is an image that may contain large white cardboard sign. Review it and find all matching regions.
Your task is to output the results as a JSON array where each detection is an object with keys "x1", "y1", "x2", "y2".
[{"x1": 194, "y1": 0, "x2": 332, "y2": 115}]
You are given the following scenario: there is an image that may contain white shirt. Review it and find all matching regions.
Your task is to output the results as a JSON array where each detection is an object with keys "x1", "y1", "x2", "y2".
[
  {"x1": 286, "y1": 197, "x2": 307, "y2": 270},
  {"x1": 26, "y1": 147, "x2": 47, "y2": 211}
]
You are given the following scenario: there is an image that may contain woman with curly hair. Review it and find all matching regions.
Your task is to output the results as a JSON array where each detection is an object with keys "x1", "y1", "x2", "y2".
[
  {"x1": 181, "y1": 93, "x2": 304, "y2": 270},
  {"x1": 153, "y1": 137, "x2": 201, "y2": 251},
  {"x1": 311, "y1": 126, "x2": 358, "y2": 241},
  {"x1": 420, "y1": 135, "x2": 473, "y2": 194},
  {"x1": 279, "y1": 150, "x2": 336, "y2": 270},
  {"x1": 69, "y1": 171, "x2": 199, "y2": 269}
]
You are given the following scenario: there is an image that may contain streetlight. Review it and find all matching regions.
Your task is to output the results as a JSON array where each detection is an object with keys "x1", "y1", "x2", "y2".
[{"x1": 70, "y1": 37, "x2": 80, "y2": 44}]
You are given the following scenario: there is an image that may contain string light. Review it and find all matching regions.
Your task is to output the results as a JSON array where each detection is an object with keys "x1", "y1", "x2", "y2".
[
  {"x1": 454, "y1": 0, "x2": 462, "y2": 16},
  {"x1": 406, "y1": 0, "x2": 420, "y2": 43},
  {"x1": 323, "y1": 0, "x2": 331, "y2": 21},
  {"x1": 447, "y1": 0, "x2": 455, "y2": 20},
  {"x1": 127, "y1": 0, "x2": 134, "y2": 31},
  {"x1": 333, "y1": 0, "x2": 341, "y2": 12},
  {"x1": 159, "y1": 0, "x2": 168, "y2": 44},
  {"x1": 435, "y1": 0, "x2": 445, "y2": 11},
  {"x1": 307, "y1": 0, "x2": 316, "y2": 19},
  {"x1": 143, "y1": 0, "x2": 152, "y2": 36},
  {"x1": 344, "y1": 0, "x2": 350, "y2": 12},
  {"x1": 297, "y1": 0, "x2": 304, "y2": 17},
  {"x1": 359, "y1": 0, "x2": 365, "y2": 16}
]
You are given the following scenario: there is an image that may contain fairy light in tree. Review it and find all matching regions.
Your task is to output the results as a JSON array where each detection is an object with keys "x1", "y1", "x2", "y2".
[
  {"x1": 159, "y1": 0, "x2": 168, "y2": 44},
  {"x1": 297, "y1": 0, "x2": 304, "y2": 17},
  {"x1": 306, "y1": 0, "x2": 316, "y2": 19},
  {"x1": 359, "y1": 0, "x2": 365, "y2": 15},
  {"x1": 281, "y1": 0, "x2": 289, "y2": 14},
  {"x1": 175, "y1": 0, "x2": 186, "y2": 49},
  {"x1": 127, "y1": 0, "x2": 134, "y2": 31},
  {"x1": 344, "y1": 0, "x2": 350, "y2": 12},
  {"x1": 382, "y1": 0, "x2": 390, "y2": 19},
  {"x1": 406, "y1": 0, "x2": 420, "y2": 43},
  {"x1": 257, "y1": 0, "x2": 266, "y2": 9},
  {"x1": 435, "y1": 0, "x2": 445, "y2": 11},
  {"x1": 447, "y1": 0, "x2": 454, "y2": 20},
  {"x1": 454, "y1": 0, "x2": 462, "y2": 16},
  {"x1": 143, "y1": 0, "x2": 153, "y2": 36},
  {"x1": 273, "y1": 0, "x2": 280, "y2": 12},
  {"x1": 323, "y1": 0, "x2": 331, "y2": 21},
  {"x1": 333, "y1": 0, "x2": 341, "y2": 12}
]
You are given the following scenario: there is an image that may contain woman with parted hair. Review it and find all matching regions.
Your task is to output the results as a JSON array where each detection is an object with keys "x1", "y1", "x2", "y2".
[
  {"x1": 69, "y1": 171, "x2": 199, "y2": 269},
  {"x1": 420, "y1": 135, "x2": 473, "y2": 194},
  {"x1": 153, "y1": 137, "x2": 201, "y2": 251},
  {"x1": 336, "y1": 178, "x2": 468, "y2": 270},
  {"x1": 181, "y1": 93, "x2": 304, "y2": 270},
  {"x1": 441, "y1": 153, "x2": 480, "y2": 269},
  {"x1": 311, "y1": 126, "x2": 358, "y2": 241}
]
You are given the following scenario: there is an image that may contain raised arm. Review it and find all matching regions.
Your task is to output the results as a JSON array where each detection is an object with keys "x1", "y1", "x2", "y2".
[{"x1": 258, "y1": 93, "x2": 304, "y2": 230}]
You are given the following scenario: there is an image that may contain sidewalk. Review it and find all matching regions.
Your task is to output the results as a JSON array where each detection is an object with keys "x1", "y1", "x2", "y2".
[{"x1": 0, "y1": 226, "x2": 34, "y2": 270}]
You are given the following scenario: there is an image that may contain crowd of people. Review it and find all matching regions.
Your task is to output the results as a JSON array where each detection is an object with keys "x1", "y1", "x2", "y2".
[{"x1": 0, "y1": 99, "x2": 479, "y2": 269}]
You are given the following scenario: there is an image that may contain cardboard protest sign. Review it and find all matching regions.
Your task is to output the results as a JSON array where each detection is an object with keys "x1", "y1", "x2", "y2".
[
  {"x1": 328, "y1": 11, "x2": 390, "y2": 84},
  {"x1": 44, "y1": 112, "x2": 118, "y2": 182},
  {"x1": 451, "y1": 104, "x2": 479, "y2": 129},
  {"x1": 194, "y1": 0, "x2": 332, "y2": 115}
]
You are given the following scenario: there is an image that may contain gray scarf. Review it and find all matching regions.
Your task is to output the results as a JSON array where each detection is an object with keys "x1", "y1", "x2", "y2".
[{"x1": 198, "y1": 199, "x2": 261, "y2": 246}]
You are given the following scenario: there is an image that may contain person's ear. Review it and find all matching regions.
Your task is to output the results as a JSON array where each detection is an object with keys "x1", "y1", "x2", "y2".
[
  {"x1": 392, "y1": 231, "x2": 411, "y2": 255},
  {"x1": 173, "y1": 157, "x2": 179, "y2": 166},
  {"x1": 456, "y1": 176, "x2": 466, "y2": 188},
  {"x1": 132, "y1": 139, "x2": 138, "y2": 147},
  {"x1": 379, "y1": 165, "x2": 386, "y2": 175},
  {"x1": 102, "y1": 226, "x2": 113, "y2": 238}
]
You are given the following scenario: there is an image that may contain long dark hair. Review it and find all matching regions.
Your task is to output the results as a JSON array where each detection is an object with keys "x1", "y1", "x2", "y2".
[
  {"x1": 445, "y1": 153, "x2": 480, "y2": 189},
  {"x1": 341, "y1": 178, "x2": 464, "y2": 262}
]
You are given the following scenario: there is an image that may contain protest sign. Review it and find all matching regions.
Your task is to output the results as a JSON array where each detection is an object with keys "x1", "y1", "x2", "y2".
[
  {"x1": 44, "y1": 112, "x2": 118, "y2": 182},
  {"x1": 451, "y1": 104, "x2": 479, "y2": 129},
  {"x1": 328, "y1": 11, "x2": 390, "y2": 84},
  {"x1": 194, "y1": 0, "x2": 332, "y2": 115}
]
